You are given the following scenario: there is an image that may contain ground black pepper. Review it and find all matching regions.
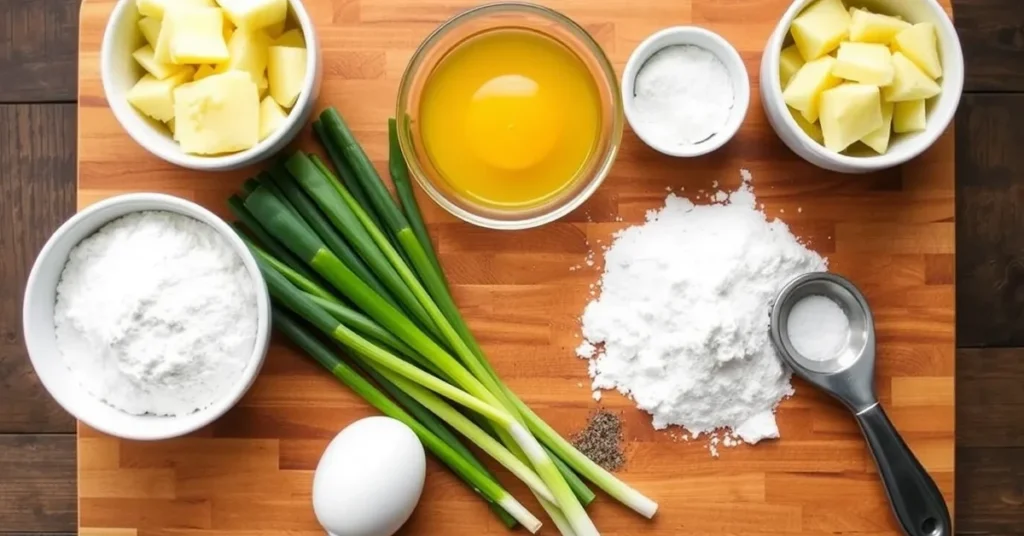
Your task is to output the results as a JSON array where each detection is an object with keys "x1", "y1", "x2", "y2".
[{"x1": 571, "y1": 410, "x2": 625, "y2": 471}]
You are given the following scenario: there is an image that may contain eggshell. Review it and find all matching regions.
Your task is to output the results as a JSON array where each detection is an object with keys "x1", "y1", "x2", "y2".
[{"x1": 313, "y1": 416, "x2": 426, "y2": 536}]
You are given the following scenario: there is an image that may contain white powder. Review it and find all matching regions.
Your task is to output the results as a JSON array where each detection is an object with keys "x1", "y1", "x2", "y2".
[
  {"x1": 632, "y1": 45, "x2": 735, "y2": 147},
  {"x1": 579, "y1": 171, "x2": 827, "y2": 449},
  {"x1": 54, "y1": 211, "x2": 258, "y2": 416},
  {"x1": 787, "y1": 295, "x2": 850, "y2": 361}
]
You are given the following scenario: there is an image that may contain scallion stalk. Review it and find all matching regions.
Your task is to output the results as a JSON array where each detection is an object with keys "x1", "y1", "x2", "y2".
[
  {"x1": 312, "y1": 119, "x2": 383, "y2": 231},
  {"x1": 388, "y1": 117, "x2": 444, "y2": 281}
]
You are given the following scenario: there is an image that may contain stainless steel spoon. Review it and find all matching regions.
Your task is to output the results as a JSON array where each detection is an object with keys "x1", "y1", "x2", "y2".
[{"x1": 769, "y1": 272, "x2": 951, "y2": 536}]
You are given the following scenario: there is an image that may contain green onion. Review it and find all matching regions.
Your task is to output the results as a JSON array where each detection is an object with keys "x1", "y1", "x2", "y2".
[
  {"x1": 271, "y1": 308, "x2": 538, "y2": 532},
  {"x1": 312, "y1": 119, "x2": 383, "y2": 231},
  {"x1": 388, "y1": 117, "x2": 444, "y2": 281},
  {"x1": 227, "y1": 197, "x2": 318, "y2": 284}
]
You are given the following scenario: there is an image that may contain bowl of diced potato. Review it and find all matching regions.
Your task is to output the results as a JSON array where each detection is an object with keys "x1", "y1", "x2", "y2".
[
  {"x1": 760, "y1": 0, "x2": 963, "y2": 173},
  {"x1": 101, "y1": 0, "x2": 322, "y2": 170}
]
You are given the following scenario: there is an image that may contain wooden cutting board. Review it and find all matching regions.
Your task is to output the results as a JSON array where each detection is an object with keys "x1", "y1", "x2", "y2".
[{"x1": 76, "y1": 0, "x2": 955, "y2": 534}]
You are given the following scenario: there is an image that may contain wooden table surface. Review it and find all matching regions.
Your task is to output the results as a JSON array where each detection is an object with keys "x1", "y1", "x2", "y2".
[{"x1": 0, "y1": 0, "x2": 1021, "y2": 534}]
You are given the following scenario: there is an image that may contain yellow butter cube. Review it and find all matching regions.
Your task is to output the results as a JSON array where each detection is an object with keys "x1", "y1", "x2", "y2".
[
  {"x1": 883, "y1": 52, "x2": 941, "y2": 102},
  {"x1": 790, "y1": 0, "x2": 851, "y2": 60},
  {"x1": 194, "y1": 64, "x2": 218, "y2": 81},
  {"x1": 223, "y1": 16, "x2": 234, "y2": 43},
  {"x1": 138, "y1": 17, "x2": 162, "y2": 48},
  {"x1": 893, "y1": 23, "x2": 942, "y2": 79},
  {"x1": 257, "y1": 74, "x2": 269, "y2": 99},
  {"x1": 780, "y1": 44, "x2": 805, "y2": 88},
  {"x1": 173, "y1": 71, "x2": 260, "y2": 154},
  {"x1": 267, "y1": 45, "x2": 306, "y2": 108},
  {"x1": 126, "y1": 67, "x2": 195, "y2": 122},
  {"x1": 222, "y1": 29, "x2": 272, "y2": 83},
  {"x1": 259, "y1": 96, "x2": 288, "y2": 141},
  {"x1": 265, "y1": 19, "x2": 287, "y2": 39},
  {"x1": 833, "y1": 42, "x2": 894, "y2": 86},
  {"x1": 789, "y1": 106, "x2": 823, "y2": 144},
  {"x1": 849, "y1": 9, "x2": 911, "y2": 44},
  {"x1": 893, "y1": 99, "x2": 927, "y2": 133},
  {"x1": 273, "y1": 29, "x2": 305, "y2": 49},
  {"x1": 132, "y1": 45, "x2": 181, "y2": 80},
  {"x1": 216, "y1": 0, "x2": 288, "y2": 31},
  {"x1": 860, "y1": 100, "x2": 895, "y2": 154},
  {"x1": 819, "y1": 83, "x2": 884, "y2": 153},
  {"x1": 783, "y1": 55, "x2": 841, "y2": 123},
  {"x1": 169, "y1": 8, "x2": 230, "y2": 64},
  {"x1": 137, "y1": 0, "x2": 215, "y2": 19}
]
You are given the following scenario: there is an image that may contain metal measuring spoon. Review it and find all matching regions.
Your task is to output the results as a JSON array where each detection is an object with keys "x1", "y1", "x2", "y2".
[{"x1": 769, "y1": 272, "x2": 951, "y2": 536}]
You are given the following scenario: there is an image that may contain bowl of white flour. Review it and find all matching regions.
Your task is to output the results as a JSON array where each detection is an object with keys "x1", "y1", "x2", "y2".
[{"x1": 23, "y1": 193, "x2": 270, "y2": 441}]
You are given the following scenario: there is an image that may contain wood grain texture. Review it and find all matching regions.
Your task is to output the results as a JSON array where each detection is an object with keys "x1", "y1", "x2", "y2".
[
  {"x1": 955, "y1": 94, "x2": 1024, "y2": 348},
  {"x1": 0, "y1": 103, "x2": 77, "y2": 434},
  {"x1": 0, "y1": 0, "x2": 79, "y2": 102},
  {"x1": 956, "y1": 0, "x2": 1024, "y2": 92},
  {"x1": 0, "y1": 434, "x2": 77, "y2": 532},
  {"x1": 73, "y1": 0, "x2": 956, "y2": 534}
]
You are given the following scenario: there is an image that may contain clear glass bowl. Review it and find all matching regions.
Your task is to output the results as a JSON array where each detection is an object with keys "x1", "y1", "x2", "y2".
[{"x1": 396, "y1": 2, "x2": 623, "y2": 230}]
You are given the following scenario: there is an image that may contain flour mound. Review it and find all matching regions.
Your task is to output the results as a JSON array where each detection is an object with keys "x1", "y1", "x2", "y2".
[{"x1": 579, "y1": 171, "x2": 826, "y2": 447}]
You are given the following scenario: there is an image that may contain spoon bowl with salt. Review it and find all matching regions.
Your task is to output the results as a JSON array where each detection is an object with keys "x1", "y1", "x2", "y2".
[{"x1": 769, "y1": 272, "x2": 950, "y2": 536}]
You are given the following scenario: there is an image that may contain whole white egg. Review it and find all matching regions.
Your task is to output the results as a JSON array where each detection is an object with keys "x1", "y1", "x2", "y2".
[{"x1": 313, "y1": 416, "x2": 426, "y2": 536}]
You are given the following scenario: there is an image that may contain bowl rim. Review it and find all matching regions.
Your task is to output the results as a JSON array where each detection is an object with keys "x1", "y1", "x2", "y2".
[
  {"x1": 763, "y1": 0, "x2": 964, "y2": 169},
  {"x1": 22, "y1": 193, "x2": 271, "y2": 441},
  {"x1": 100, "y1": 0, "x2": 320, "y2": 171},
  {"x1": 395, "y1": 1, "x2": 624, "y2": 231},
  {"x1": 621, "y1": 25, "x2": 752, "y2": 158}
]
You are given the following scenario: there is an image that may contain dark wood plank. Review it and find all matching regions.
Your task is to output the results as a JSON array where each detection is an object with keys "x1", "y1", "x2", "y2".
[
  {"x1": 954, "y1": 0, "x2": 1024, "y2": 92},
  {"x1": 955, "y1": 94, "x2": 1024, "y2": 348},
  {"x1": 0, "y1": 0, "x2": 79, "y2": 102},
  {"x1": 0, "y1": 434, "x2": 76, "y2": 533},
  {"x1": 957, "y1": 447, "x2": 1024, "y2": 536},
  {"x1": 0, "y1": 103, "x2": 76, "y2": 434},
  {"x1": 957, "y1": 348, "x2": 1024, "y2": 448}
]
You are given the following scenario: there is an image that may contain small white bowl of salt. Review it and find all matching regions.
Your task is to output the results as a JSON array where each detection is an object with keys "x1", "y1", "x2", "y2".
[{"x1": 622, "y1": 26, "x2": 750, "y2": 157}]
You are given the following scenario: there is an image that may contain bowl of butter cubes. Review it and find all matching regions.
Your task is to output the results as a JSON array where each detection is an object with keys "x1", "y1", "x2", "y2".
[
  {"x1": 760, "y1": 0, "x2": 963, "y2": 173},
  {"x1": 101, "y1": 0, "x2": 322, "y2": 171}
]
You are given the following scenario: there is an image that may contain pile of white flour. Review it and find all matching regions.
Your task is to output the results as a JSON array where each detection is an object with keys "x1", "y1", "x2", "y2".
[
  {"x1": 54, "y1": 211, "x2": 258, "y2": 416},
  {"x1": 578, "y1": 171, "x2": 826, "y2": 451}
]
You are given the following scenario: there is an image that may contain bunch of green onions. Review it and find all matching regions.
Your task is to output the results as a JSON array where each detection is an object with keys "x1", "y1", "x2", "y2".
[{"x1": 228, "y1": 107, "x2": 657, "y2": 534}]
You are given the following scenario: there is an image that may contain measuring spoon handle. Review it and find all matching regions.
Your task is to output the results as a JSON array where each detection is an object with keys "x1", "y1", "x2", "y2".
[{"x1": 855, "y1": 404, "x2": 951, "y2": 536}]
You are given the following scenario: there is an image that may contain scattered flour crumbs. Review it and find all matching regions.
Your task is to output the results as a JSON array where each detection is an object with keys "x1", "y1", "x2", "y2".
[{"x1": 576, "y1": 170, "x2": 827, "y2": 457}]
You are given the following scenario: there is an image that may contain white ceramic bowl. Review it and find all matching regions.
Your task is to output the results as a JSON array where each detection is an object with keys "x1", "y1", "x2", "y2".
[
  {"x1": 22, "y1": 194, "x2": 271, "y2": 441},
  {"x1": 101, "y1": 0, "x2": 322, "y2": 171},
  {"x1": 761, "y1": 0, "x2": 964, "y2": 173},
  {"x1": 622, "y1": 26, "x2": 751, "y2": 157}
]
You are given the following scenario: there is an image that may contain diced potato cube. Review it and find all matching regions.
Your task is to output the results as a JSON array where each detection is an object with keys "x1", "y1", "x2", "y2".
[
  {"x1": 137, "y1": 0, "x2": 215, "y2": 19},
  {"x1": 833, "y1": 42, "x2": 894, "y2": 86},
  {"x1": 819, "y1": 83, "x2": 884, "y2": 153},
  {"x1": 194, "y1": 64, "x2": 218, "y2": 81},
  {"x1": 860, "y1": 100, "x2": 895, "y2": 153},
  {"x1": 273, "y1": 29, "x2": 305, "y2": 48},
  {"x1": 789, "y1": 106, "x2": 823, "y2": 144},
  {"x1": 893, "y1": 99, "x2": 927, "y2": 133},
  {"x1": 221, "y1": 29, "x2": 272, "y2": 83},
  {"x1": 173, "y1": 71, "x2": 260, "y2": 154},
  {"x1": 779, "y1": 44, "x2": 805, "y2": 88},
  {"x1": 138, "y1": 17, "x2": 162, "y2": 48},
  {"x1": 783, "y1": 56, "x2": 841, "y2": 123},
  {"x1": 259, "y1": 96, "x2": 288, "y2": 141},
  {"x1": 153, "y1": 13, "x2": 175, "y2": 63},
  {"x1": 893, "y1": 23, "x2": 942, "y2": 79},
  {"x1": 126, "y1": 67, "x2": 195, "y2": 122},
  {"x1": 132, "y1": 45, "x2": 181, "y2": 80},
  {"x1": 882, "y1": 52, "x2": 941, "y2": 102},
  {"x1": 264, "y1": 19, "x2": 287, "y2": 39},
  {"x1": 257, "y1": 74, "x2": 269, "y2": 99},
  {"x1": 223, "y1": 16, "x2": 234, "y2": 43},
  {"x1": 790, "y1": 0, "x2": 851, "y2": 60},
  {"x1": 267, "y1": 45, "x2": 306, "y2": 108},
  {"x1": 849, "y1": 9, "x2": 911, "y2": 44},
  {"x1": 167, "y1": 117, "x2": 176, "y2": 139},
  {"x1": 216, "y1": 0, "x2": 288, "y2": 31},
  {"x1": 169, "y1": 8, "x2": 230, "y2": 64}
]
